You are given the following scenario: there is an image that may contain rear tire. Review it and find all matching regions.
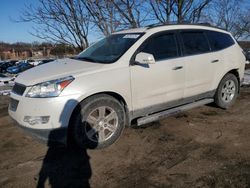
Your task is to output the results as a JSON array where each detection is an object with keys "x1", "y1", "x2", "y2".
[
  {"x1": 214, "y1": 73, "x2": 239, "y2": 109},
  {"x1": 70, "y1": 94, "x2": 126, "y2": 149}
]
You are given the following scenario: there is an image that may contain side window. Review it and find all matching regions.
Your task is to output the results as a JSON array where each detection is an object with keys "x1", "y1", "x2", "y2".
[
  {"x1": 206, "y1": 31, "x2": 235, "y2": 51},
  {"x1": 181, "y1": 31, "x2": 210, "y2": 55},
  {"x1": 141, "y1": 33, "x2": 178, "y2": 61}
]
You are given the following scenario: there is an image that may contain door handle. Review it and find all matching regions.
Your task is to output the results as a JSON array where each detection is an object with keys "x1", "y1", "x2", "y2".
[
  {"x1": 172, "y1": 66, "x2": 183, "y2": 70},
  {"x1": 211, "y1": 59, "x2": 219, "y2": 63}
]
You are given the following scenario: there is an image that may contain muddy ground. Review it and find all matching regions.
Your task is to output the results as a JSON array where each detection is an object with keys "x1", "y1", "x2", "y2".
[{"x1": 0, "y1": 87, "x2": 250, "y2": 188}]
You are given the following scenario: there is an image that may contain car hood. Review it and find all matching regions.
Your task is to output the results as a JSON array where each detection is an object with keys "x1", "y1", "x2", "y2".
[{"x1": 15, "y1": 58, "x2": 105, "y2": 86}]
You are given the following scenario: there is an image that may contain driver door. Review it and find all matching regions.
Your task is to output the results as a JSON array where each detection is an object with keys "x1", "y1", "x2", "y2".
[{"x1": 130, "y1": 31, "x2": 185, "y2": 116}]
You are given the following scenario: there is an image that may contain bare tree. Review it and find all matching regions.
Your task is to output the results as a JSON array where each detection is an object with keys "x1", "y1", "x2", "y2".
[
  {"x1": 84, "y1": 0, "x2": 149, "y2": 35},
  {"x1": 149, "y1": 0, "x2": 175, "y2": 23},
  {"x1": 236, "y1": 12, "x2": 250, "y2": 39},
  {"x1": 19, "y1": 0, "x2": 249, "y2": 49},
  {"x1": 83, "y1": 0, "x2": 119, "y2": 36},
  {"x1": 172, "y1": 0, "x2": 212, "y2": 23},
  {"x1": 20, "y1": 0, "x2": 90, "y2": 50},
  {"x1": 112, "y1": 0, "x2": 148, "y2": 28},
  {"x1": 148, "y1": 0, "x2": 212, "y2": 24},
  {"x1": 212, "y1": 0, "x2": 241, "y2": 31},
  {"x1": 208, "y1": 0, "x2": 250, "y2": 39}
]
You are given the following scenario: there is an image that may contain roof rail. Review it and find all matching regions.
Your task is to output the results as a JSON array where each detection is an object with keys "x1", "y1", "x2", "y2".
[
  {"x1": 197, "y1": 22, "x2": 212, "y2": 26},
  {"x1": 146, "y1": 21, "x2": 190, "y2": 28},
  {"x1": 146, "y1": 22, "x2": 226, "y2": 31}
]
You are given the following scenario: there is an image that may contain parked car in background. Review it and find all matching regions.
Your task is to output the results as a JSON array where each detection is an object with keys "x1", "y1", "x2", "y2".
[
  {"x1": 16, "y1": 59, "x2": 40, "y2": 66},
  {"x1": 0, "y1": 73, "x2": 15, "y2": 85},
  {"x1": 8, "y1": 60, "x2": 18, "y2": 64},
  {"x1": 27, "y1": 59, "x2": 40, "y2": 66},
  {"x1": 0, "y1": 61, "x2": 17, "y2": 73},
  {"x1": 16, "y1": 60, "x2": 24, "y2": 65},
  {"x1": 37, "y1": 59, "x2": 55, "y2": 66},
  {"x1": 9, "y1": 24, "x2": 246, "y2": 149},
  {"x1": 244, "y1": 49, "x2": 250, "y2": 62},
  {"x1": 6, "y1": 62, "x2": 34, "y2": 74}
]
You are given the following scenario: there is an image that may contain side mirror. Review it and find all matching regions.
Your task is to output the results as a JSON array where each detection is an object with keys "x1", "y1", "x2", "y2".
[{"x1": 135, "y1": 52, "x2": 156, "y2": 65}]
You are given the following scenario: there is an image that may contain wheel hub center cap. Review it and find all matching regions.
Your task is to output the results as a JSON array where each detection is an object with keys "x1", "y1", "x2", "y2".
[{"x1": 98, "y1": 121, "x2": 104, "y2": 126}]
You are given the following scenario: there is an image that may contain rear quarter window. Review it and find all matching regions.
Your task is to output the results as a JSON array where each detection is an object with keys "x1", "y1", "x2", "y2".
[{"x1": 206, "y1": 31, "x2": 235, "y2": 51}]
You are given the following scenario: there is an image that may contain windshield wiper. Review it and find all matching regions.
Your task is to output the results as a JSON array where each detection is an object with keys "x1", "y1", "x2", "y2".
[{"x1": 75, "y1": 57, "x2": 98, "y2": 63}]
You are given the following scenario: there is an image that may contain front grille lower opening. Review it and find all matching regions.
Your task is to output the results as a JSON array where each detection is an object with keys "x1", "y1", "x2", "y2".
[{"x1": 12, "y1": 83, "x2": 26, "y2": 96}]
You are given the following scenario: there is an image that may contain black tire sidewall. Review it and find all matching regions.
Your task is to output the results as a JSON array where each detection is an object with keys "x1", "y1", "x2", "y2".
[
  {"x1": 215, "y1": 73, "x2": 239, "y2": 109},
  {"x1": 72, "y1": 95, "x2": 126, "y2": 149}
]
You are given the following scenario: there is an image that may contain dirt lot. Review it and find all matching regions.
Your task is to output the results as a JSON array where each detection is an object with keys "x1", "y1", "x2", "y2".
[{"x1": 0, "y1": 87, "x2": 250, "y2": 188}]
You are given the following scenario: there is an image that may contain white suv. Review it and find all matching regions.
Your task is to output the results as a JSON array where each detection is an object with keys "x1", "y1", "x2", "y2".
[{"x1": 9, "y1": 24, "x2": 246, "y2": 149}]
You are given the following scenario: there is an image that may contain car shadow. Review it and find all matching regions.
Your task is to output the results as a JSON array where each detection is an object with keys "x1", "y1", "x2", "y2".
[{"x1": 36, "y1": 99, "x2": 98, "y2": 188}]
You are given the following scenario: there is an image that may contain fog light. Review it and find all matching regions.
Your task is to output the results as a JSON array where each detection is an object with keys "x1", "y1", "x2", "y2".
[{"x1": 24, "y1": 116, "x2": 50, "y2": 125}]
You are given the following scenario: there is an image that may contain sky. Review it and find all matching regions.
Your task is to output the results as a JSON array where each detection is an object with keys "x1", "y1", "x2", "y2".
[
  {"x1": 0, "y1": 0, "x2": 100, "y2": 44},
  {"x1": 0, "y1": 0, "x2": 41, "y2": 43},
  {"x1": 0, "y1": 0, "x2": 249, "y2": 43}
]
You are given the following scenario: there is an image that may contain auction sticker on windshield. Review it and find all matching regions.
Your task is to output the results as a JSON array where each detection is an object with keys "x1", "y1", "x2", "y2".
[{"x1": 123, "y1": 34, "x2": 140, "y2": 39}]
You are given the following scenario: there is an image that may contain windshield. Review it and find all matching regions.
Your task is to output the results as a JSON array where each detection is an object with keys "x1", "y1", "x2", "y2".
[{"x1": 76, "y1": 33, "x2": 143, "y2": 63}]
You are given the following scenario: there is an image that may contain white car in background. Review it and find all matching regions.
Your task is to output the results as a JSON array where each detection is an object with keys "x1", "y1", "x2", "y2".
[
  {"x1": 0, "y1": 73, "x2": 15, "y2": 86},
  {"x1": 17, "y1": 60, "x2": 40, "y2": 66},
  {"x1": 9, "y1": 24, "x2": 246, "y2": 149},
  {"x1": 28, "y1": 59, "x2": 41, "y2": 66}
]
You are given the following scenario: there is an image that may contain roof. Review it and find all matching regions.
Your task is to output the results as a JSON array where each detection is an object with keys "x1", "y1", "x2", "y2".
[
  {"x1": 147, "y1": 23, "x2": 225, "y2": 30},
  {"x1": 114, "y1": 23, "x2": 229, "y2": 35}
]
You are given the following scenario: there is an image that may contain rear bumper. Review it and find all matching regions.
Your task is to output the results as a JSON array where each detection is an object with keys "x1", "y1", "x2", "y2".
[{"x1": 11, "y1": 118, "x2": 68, "y2": 146}]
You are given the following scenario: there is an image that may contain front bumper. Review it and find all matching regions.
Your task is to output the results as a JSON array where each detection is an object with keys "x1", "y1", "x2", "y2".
[
  {"x1": 8, "y1": 92, "x2": 81, "y2": 145},
  {"x1": 11, "y1": 118, "x2": 67, "y2": 145}
]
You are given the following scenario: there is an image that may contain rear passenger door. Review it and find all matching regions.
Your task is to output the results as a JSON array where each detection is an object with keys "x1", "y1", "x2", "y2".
[
  {"x1": 179, "y1": 30, "x2": 216, "y2": 98},
  {"x1": 206, "y1": 30, "x2": 236, "y2": 88}
]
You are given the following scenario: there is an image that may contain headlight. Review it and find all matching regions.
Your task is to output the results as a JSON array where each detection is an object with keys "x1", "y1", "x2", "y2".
[{"x1": 26, "y1": 76, "x2": 74, "y2": 98}]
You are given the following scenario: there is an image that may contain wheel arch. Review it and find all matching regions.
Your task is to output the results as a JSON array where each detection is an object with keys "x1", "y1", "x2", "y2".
[
  {"x1": 66, "y1": 91, "x2": 130, "y2": 145},
  {"x1": 216, "y1": 69, "x2": 240, "y2": 94},
  {"x1": 228, "y1": 69, "x2": 240, "y2": 81},
  {"x1": 226, "y1": 69, "x2": 240, "y2": 93}
]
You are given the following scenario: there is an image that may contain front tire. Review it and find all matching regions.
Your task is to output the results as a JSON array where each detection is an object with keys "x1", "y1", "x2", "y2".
[
  {"x1": 214, "y1": 73, "x2": 239, "y2": 109},
  {"x1": 71, "y1": 94, "x2": 126, "y2": 149}
]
